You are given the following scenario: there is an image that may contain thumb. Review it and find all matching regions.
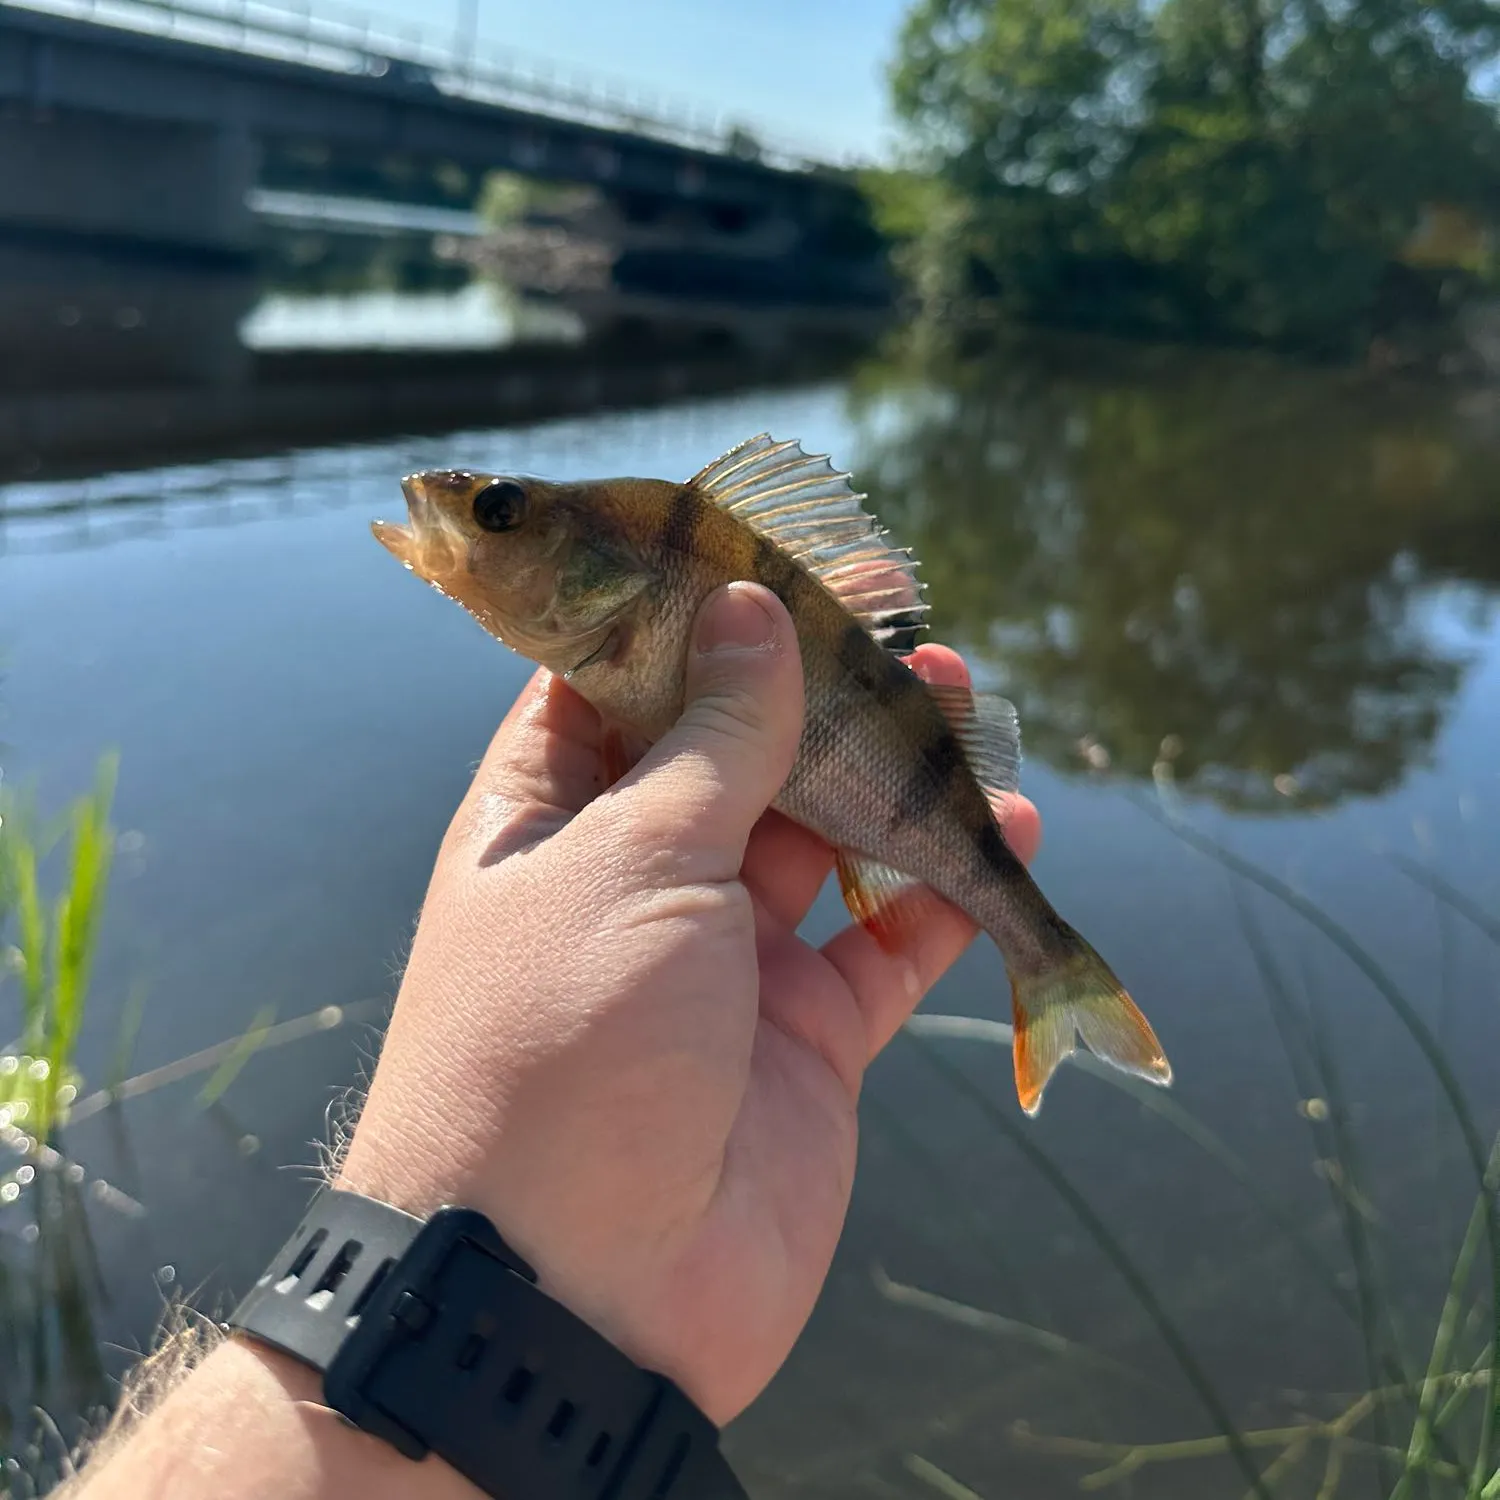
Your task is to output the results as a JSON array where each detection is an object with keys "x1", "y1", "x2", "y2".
[{"x1": 583, "y1": 581, "x2": 805, "y2": 885}]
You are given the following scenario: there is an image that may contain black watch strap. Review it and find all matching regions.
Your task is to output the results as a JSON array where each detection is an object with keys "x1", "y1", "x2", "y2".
[{"x1": 227, "y1": 1188, "x2": 748, "y2": 1500}]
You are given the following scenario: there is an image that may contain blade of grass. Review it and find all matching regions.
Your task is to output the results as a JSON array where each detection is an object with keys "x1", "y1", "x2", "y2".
[
  {"x1": 13, "y1": 833, "x2": 46, "y2": 1058},
  {"x1": 1392, "y1": 1137, "x2": 1500, "y2": 1500},
  {"x1": 873, "y1": 1265, "x2": 1157, "y2": 1387},
  {"x1": 911, "y1": 1002, "x2": 1480, "y2": 1489},
  {"x1": 1231, "y1": 885, "x2": 1404, "y2": 1491},
  {"x1": 1389, "y1": 856, "x2": 1500, "y2": 951},
  {"x1": 1228, "y1": 883, "x2": 1474, "y2": 1482},
  {"x1": 105, "y1": 979, "x2": 149, "y2": 1097},
  {"x1": 906, "y1": 1031, "x2": 1274, "y2": 1500},
  {"x1": 905, "y1": 1454, "x2": 986, "y2": 1500},
  {"x1": 66, "y1": 998, "x2": 387, "y2": 1123},
  {"x1": 862, "y1": 1087, "x2": 1137, "y2": 1494},
  {"x1": 1430, "y1": 1345, "x2": 1492, "y2": 1438},
  {"x1": 195, "y1": 1004, "x2": 277, "y2": 1109},
  {"x1": 907, "y1": 1012, "x2": 1357, "y2": 1317},
  {"x1": 46, "y1": 757, "x2": 117, "y2": 1126}
]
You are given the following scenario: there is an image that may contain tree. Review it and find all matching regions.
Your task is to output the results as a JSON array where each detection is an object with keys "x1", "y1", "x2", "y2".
[{"x1": 876, "y1": 0, "x2": 1500, "y2": 353}]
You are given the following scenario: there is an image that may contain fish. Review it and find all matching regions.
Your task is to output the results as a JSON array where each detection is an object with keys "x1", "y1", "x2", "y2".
[{"x1": 372, "y1": 433, "x2": 1171, "y2": 1115}]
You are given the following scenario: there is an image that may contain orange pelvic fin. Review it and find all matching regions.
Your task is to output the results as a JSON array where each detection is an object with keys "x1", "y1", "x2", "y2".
[
  {"x1": 836, "y1": 852, "x2": 952, "y2": 955},
  {"x1": 1010, "y1": 949, "x2": 1171, "y2": 1115}
]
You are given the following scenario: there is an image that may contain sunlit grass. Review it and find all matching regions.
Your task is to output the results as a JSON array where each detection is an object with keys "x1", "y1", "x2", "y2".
[
  {"x1": 0, "y1": 752, "x2": 393, "y2": 1479},
  {"x1": 0, "y1": 755, "x2": 117, "y2": 1163}
]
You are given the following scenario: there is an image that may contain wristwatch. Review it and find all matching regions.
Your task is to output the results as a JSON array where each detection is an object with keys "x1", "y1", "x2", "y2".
[{"x1": 227, "y1": 1187, "x2": 749, "y2": 1500}]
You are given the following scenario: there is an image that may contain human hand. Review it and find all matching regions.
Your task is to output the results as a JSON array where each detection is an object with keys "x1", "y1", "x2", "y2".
[{"x1": 336, "y1": 581, "x2": 1041, "y2": 1427}]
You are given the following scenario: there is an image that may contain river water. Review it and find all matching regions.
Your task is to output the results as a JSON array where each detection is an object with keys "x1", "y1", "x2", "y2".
[{"x1": 2, "y1": 332, "x2": 1498, "y2": 1498}]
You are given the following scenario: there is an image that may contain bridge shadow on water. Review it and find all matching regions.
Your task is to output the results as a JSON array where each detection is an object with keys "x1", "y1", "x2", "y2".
[{"x1": 0, "y1": 324, "x2": 874, "y2": 501}]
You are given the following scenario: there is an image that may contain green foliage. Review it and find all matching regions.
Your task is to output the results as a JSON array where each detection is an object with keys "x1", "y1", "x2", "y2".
[
  {"x1": 0, "y1": 756, "x2": 118, "y2": 1150},
  {"x1": 475, "y1": 171, "x2": 594, "y2": 229},
  {"x1": 881, "y1": 0, "x2": 1500, "y2": 353}
]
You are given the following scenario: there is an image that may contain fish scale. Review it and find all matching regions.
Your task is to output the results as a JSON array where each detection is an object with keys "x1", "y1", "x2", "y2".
[{"x1": 372, "y1": 433, "x2": 1172, "y2": 1115}]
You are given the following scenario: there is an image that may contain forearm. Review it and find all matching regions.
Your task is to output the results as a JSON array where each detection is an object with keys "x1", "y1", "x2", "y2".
[{"x1": 71, "y1": 1333, "x2": 480, "y2": 1500}]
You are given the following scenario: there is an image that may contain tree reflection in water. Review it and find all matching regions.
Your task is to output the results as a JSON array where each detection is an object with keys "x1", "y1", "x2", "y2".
[{"x1": 846, "y1": 333, "x2": 1500, "y2": 812}]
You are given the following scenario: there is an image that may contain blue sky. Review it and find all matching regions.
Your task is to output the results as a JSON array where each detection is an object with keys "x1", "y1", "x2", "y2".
[{"x1": 393, "y1": 0, "x2": 913, "y2": 159}]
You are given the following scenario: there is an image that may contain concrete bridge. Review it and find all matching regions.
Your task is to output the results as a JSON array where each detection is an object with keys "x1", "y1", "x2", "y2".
[{"x1": 0, "y1": 0, "x2": 886, "y2": 389}]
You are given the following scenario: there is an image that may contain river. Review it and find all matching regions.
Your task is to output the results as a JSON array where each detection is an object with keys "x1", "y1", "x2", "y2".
[{"x1": 2, "y1": 330, "x2": 1499, "y2": 1498}]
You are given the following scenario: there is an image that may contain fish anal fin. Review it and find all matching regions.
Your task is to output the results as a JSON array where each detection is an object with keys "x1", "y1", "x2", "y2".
[
  {"x1": 1010, "y1": 950, "x2": 1172, "y2": 1116},
  {"x1": 924, "y1": 682, "x2": 1023, "y2": 824},
  {"x1": 836, "y1": 852, "x2": 950, "y2": 956},
  {"x1": 687, "y1": 434, "x2": 928, "y2": 650}
]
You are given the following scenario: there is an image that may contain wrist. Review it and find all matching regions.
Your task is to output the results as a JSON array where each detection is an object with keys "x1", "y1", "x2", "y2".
[
  {"x1": 332, "y1": 1133, "x2": 723, "y2": 1421},
  {"x1": 77, "y1": 1334, "x2": 481, "y2": 1500}
]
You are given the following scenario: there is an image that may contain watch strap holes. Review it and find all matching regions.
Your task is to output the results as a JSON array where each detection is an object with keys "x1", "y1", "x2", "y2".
[
  {"x1": 347, "y1": 1256, "x2": 396, "y2": 1322},
  {"x1": 501, "y1": 1365, "x2": 535, "y2": 1407},
  {"x1": 275, "y1": 1227, "x2": 327, "y2": 1293},
  {"x1": 545, "y1": 1399, "x2": 577, "y2": 1444},
  {"x1": 306, "y1": 1238, "x2": 363, "y2": 1312}
]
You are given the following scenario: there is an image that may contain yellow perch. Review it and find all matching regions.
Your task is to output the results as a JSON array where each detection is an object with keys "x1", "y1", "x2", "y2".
[{"x1": 373, "y1": 433, "x2": 1171, "y2": 1114}]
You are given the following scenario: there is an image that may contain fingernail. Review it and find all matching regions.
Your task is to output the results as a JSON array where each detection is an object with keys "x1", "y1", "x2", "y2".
[{"x1": 696, "y1": 584, "x2": 777, "y2": 655}]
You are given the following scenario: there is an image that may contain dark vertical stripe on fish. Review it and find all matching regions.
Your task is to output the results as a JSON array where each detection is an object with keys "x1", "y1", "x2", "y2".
[
  {"x1": 888, "y1": 730, "x2": 960, "y2": 835},
  {"x1": 837, "y1": 623, "x2": 890, "y2": 694},
  {"x1": 663, "y1": 486, "x2": 701, "y2": 560},
  {"x1": 752, "y1": 541, "x2": 799, "y2": 605}
]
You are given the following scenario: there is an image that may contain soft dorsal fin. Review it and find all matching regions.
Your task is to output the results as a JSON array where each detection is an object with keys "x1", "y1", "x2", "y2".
[
  {"x1": 687, "y1": 433, "x2": 928, "y2": 650},
  {"x1": 924, "y1": 682, "x2": 1023, "y2": 822}
]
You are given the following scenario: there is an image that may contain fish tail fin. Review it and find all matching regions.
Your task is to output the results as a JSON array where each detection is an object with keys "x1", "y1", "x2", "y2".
[{"x1": 1010, "y1": 940, "x2": 1171, "y2": 1116}]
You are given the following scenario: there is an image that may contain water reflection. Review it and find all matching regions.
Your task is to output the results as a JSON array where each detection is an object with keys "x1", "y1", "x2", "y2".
[
  {"x1": 4, "y1": 352, "x2": 1499, "y2": 1498},
  {"x1": 847, "y1": 335, "x2": 1500, "y2": 811}
]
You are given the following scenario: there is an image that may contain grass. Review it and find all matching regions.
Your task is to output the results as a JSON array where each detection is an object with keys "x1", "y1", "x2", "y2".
[
  {"x1": 0, "y1": 756, "x2": 119, "y2": 1473},
  {"x1": 0, "y1": 754, "x2": 118, "y2": 1161},
  {"x1": 2, "y1": 754, "x2": 1497, "y2": 1497},
  {"x1": 0, "y1": 756, "x2": 392, "y2": 1480},
  {"x1": 896, "y1": 791, "x2": 1499, "y2": 1500}
]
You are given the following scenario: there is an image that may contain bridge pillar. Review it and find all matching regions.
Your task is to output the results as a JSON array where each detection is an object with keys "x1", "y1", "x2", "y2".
[{"x1": 0, "y1": 109, "x2": 262, "y2": 390}]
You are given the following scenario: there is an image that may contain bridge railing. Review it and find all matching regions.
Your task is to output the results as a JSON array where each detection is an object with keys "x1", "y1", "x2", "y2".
[{"x1": 1, "y1": 0, "x2": 858, "y2": 173}]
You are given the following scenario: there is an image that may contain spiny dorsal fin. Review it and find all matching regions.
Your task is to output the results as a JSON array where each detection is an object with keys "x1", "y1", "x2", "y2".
[
  {"x1": 924, "y1": 683, "x2": 1023, "y2": 824},
  {"x1": 687, "y1": 433, "x2": 928, "y2": 650}
]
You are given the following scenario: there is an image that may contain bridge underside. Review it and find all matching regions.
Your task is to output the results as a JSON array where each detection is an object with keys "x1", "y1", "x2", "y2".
[{"x1": 0, "y1": 7, "x2": 889, "y2": 392}]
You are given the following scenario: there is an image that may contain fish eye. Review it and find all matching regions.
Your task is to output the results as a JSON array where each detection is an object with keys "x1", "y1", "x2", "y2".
[{"x1": 473, "y1": 478, "x2": 527, "y2": 533}]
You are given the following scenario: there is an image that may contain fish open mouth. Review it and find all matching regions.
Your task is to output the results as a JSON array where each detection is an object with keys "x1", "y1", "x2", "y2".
[
  {"x1": 371, "y1": 472, "x2": 474, "y2": 581},
  {"x1": 370, "y1": 474, "x2": 429, "y2": 567}
]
